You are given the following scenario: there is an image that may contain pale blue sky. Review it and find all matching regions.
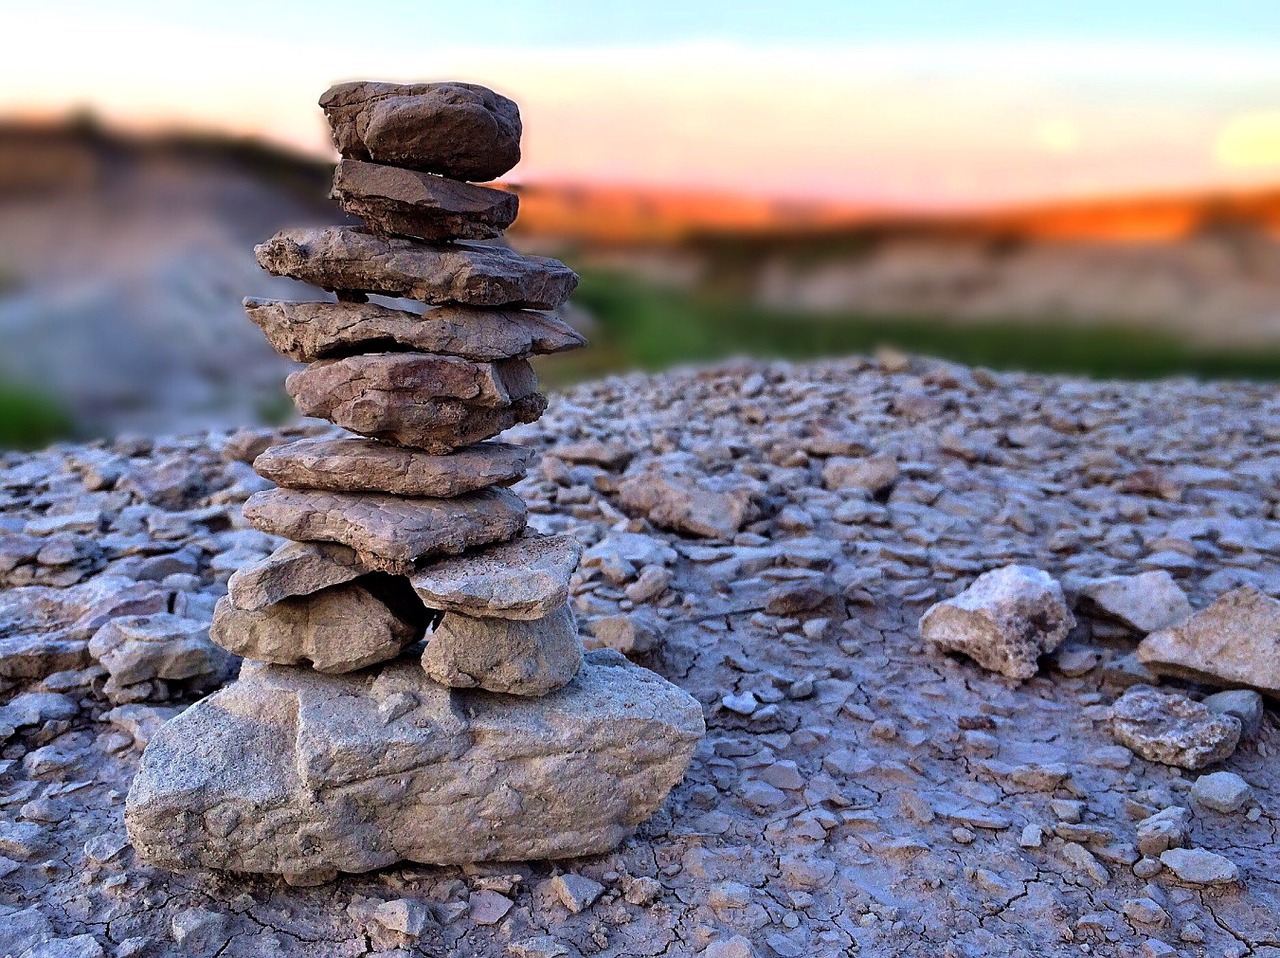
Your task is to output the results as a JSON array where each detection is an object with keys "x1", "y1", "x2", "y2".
[
  {"x1": 7, "y1": 1, "x2": 1280, "y2": 205},
  {"x1": 31, "y1": 0, "x2": 1280, "y2": 46}
]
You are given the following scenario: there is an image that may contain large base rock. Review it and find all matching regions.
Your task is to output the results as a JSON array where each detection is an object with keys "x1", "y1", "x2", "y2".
[{"x1": 125, "y1": 650, "x2": 705, "y2": 876}]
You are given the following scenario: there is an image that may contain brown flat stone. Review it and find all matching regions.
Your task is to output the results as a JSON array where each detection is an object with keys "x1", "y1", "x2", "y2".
[
  {"x1": 410, "y1": 534, "x2": 582, "y2": 620},
  {"x1": 286, "y1": 355, "x2": 545, "y2": 454},
  {"x1": 226, "y1": 541, "x2": 368, "y2": 611},
  {"x1": 254, "y1": 227, "x2": 578, "y2": 309},
  {"x1": 242, "y1": 486, "x2": 527, "y2": 575},
  {"x1": 332, "y1": 159, "x2": 518, "y2": 241},
  {"x1": 212, "y1": 574, "x2": 425, "y2": 674},
  {"x1": 287, "y1": 352, "x2": 536, "y2": 411},
  {"x1": 244, "y1": 298, "x2": 586, "y2": 363},
  {"x1": 253, "y1": 437, "x2": 533, "y2": 497},
  {"x1": 320, "y1": 81, "x2": 521, "y2": 182}
]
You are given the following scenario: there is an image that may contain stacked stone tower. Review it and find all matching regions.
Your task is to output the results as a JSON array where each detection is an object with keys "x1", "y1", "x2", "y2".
[{"x1": 125, "y1": 81, "x2": 704, "y2": 882}]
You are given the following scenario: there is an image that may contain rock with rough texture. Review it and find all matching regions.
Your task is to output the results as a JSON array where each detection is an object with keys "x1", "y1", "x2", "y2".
[
  {"x1": 1077, "y1": 571, "x2": 1192, "y2": 633},
  {"x1": 212, "y1": 577, "x2": 424, "y2": 673},
  {"x1": 254, "y1": 436, "x2": 534, "y2": 497},
  {"x1": 288, "y1": 352, "x2": 537, "y2": 412},
  {"x1": 1138, "y1": 586, "x2": 1280, "y2": 697},
  {"x1": 243, "y1": 486, "x2": 527, "y2": 575},
  {"x1": 820, "y1": 455, "x2": 899, "y2": 495},
  {"x1": 320, "y1": 81, "x2": 522, "y2": 182},
  {"x1": 616, "y1": 469, "x2": 761, "y2": 540},
  {"x1": 410, "y1": 535, "x2": 582, "y2": 620},
  {"x1": 1159, "y1": 848, "x2": 1240, "y2": 885},
  {"x1": 226, "y1": 541, "x2": 367, "y2": 611},
  {"x1": 244, "y1": 298, "x2": 586, "y2": 363},
  {"x1": 1202, "y1": 689, "x2": 1265, "y2": 738},
  {"x1": 919, "y1": 565, "x2": 1075, "y2": 680},
  {"x1": 255, "y1": 228, "x2": 578, "y2": 309},
  {"x1": 1191, "y1": 771, "x2": 1252, "y2": 813},
  {"x1": 125, "y1": 649, "x2": 704, "y2": 874},
  {"x1": 1109, "y1": 685, "x2": 1241, "y2": 770},
  {"x1": 331, "y1": 159, "x2": 518, "y2": 241},
  {"x1": 88, "y1": 614, "x2": 225, "y2": 687},
  {"x1": 421, "y1": 604, "x2": 582, "y2": 696},
  {"x1": 287, "y1": 359, "x2": 547, "y2": 453},
  {"x1": 584, "y1": 613, "x2": 663, "y2": 656}
]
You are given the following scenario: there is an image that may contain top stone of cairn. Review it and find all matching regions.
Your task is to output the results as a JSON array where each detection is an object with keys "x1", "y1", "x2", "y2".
[{"x1": 320, "y1": 81, "x2": 522, "y2": 182}]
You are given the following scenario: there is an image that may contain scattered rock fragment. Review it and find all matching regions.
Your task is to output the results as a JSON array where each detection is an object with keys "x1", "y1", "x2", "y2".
[
  {"x1": 919, "y1": 565, "x2": 1075, "y2": 679},
  {"x1": 1191, "y1": 771, "x2": 1252, "y2": 813},
  {"x1": 1077, "y1": 571, "x2": 1192, "y2": 633},
  {"x1": 1109, "y1": 685, "x2": 1241, "y2": 770},
  {"x1": 1202, "y1": 689, "x2": 1264, "y2": 738},
  {"x1": 1158, "y1": 847, "x2": 1240, "y2": 885},
  {"x1": 1138, "y1": 586, "x2": 1280, "y2": 696}
]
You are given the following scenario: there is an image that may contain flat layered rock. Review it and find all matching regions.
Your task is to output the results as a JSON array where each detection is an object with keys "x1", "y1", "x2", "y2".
[
  {"x1": 1077, "y1": 571, "x2": 1192, "y2": 634},
  {"x1": 242, "y1": 487, "x2": 527, "y2": 575},
  {"x1": 125, "y1": 649, "x2": 705, "y2": 874},
  {"x1": 421, "y1": 604, "x2": 582, "y2": 696},
  {"x1": 288, "y1": 352, "x2": 536, "y2": 413},
  {"x1": 410, "y1": 534, "x2": 583, "y2": 620},
  {"x1": 254, "y1": 437, "x2": 533, "y2": 497},
  {"x1": 1138, "y1": 586, "x2": 1280, "y2": 697},
  {"x1": 255, "y1": 228, "x2": 578, "y2": 310},
  {"x1": 332, "y1": 159, "x2": 518, "y2": 241},
  {"x1": 290, "y1": 382, "x2": 547, "y2": 455},
  {"x1": 920, "y1": 565, "x2": 1075, "y2": 680},
  {"x1": 320, "y1": 81, "x2": 521, "y2": 182},
  {"x1": 244, "y1": 298, "x2": 586, "y2": 363},
  {"x1": 226, "y1": 541, "x2": 368, "y2": 611},
  {"x1": 211, "y1": 576, "x2": 425, "y2": 674}
]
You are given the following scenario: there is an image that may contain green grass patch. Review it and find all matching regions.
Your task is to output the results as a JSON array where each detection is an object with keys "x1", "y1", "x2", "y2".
[
  {"x1": 0, "y1": 383, "x2": 77, "y2": 451},
  {"x1": 535, "y1": 269, "x2": 1280, "y2": 386}
]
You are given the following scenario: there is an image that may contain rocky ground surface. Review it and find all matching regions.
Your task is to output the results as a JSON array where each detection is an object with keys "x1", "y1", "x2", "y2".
[{"x1": 2, "y1": 354, "x2": 1280, "y2": 958}]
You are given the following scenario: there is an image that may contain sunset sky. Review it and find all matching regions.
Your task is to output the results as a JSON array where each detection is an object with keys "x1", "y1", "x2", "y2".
[{"x1": 6, "y1": 1, "x2": 1280, "y2": 208}]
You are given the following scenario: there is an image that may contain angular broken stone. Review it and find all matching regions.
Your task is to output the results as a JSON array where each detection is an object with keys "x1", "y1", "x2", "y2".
[
  {"x1": 320, "y1": 81, "x2": 522, "y2": 182},
  {"x1": 244, "y1": 298, "x2": 586, "y2": 363},
  {"x1": 410, "y1": 534, "x2": 582, "y2": 620},
  {"x1": 1109, "y1": 685, "x2": 1241, "y2": 770},
  {"x1": 1077, "y1": 571, "x2": 1192, "y2": 633},
  {"x1": 242, "y1": 486, "x2": 527, "y2": 575},
  {"x1": 616, "y1": 469, "x2": 761, "y2": 540},
  {"x1": 288, "y1": 367, "x2": 546, "y2": 454},
  {"x1": 88, "y1": 614, "x2": 225, "y2": 687},
  {"x1": 212, "y1": 576, "x2": 425, "y2": 674},
  {"x1": 421, "y1": 604, "x2": 582, "y2": 696},
  {"x1": 227, "y1": 541, "x2": 367, "y2": 611},
  {"x1": 289, "y1": 352, "x2": 536, "y2": 413},
  {"x1": 125, "y1": 650, "x2": 704, "y2": 874},
  {"x1": 332, "y1": 159, "x2": 518, "y2": 241},
  {"x1": 255, "y1": 228, "x2": 578, "y2": 309},
  {"x1": 1138, "y1": 586, "x2": 1280, "y2": 697},
  {"x1": 1159, "y1": 847, "x2": 1240, "y2": 885},
  {"x1": 254, "y1": 437, "x2": 534, "y2": 498},
  {"x1": 919, "y1": 565, "x2": 1075, "y2": 680}
]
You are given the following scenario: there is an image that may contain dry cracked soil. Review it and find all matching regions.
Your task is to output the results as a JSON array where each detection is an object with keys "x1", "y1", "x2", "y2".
[{"x1": 1, "y1": 354, "x2": 1279, "y2": 958}]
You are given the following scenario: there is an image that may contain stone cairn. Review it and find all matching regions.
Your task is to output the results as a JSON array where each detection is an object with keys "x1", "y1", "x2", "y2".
[{"x1": 125, "y1": 81, "x2": 705, "y2": 882}]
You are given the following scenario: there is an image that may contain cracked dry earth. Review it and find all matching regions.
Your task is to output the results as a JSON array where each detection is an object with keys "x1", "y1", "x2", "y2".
[{"x1": 3, "y1": 354, "x2": 1280, "y2": 958}]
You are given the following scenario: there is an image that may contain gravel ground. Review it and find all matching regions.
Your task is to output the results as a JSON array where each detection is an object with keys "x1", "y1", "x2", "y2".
[{"x1": 2, "y1": 354, "x2": 1279, "y2": 958}]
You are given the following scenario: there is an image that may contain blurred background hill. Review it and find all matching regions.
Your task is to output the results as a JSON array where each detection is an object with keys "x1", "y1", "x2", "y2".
[{"x1": 4, "y1": 1, "x2": 1280, "y2": 447}]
